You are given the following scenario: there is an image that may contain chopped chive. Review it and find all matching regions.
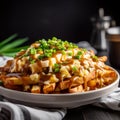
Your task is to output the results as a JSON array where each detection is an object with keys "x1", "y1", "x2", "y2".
[
  {"x1": 29, "y1": 57, "x2": 35, "y2": 64},
  {"x1": 25, "y1": 37, "x2": 79, "y2": 59},
  {"x1": 53, "y1": 63, "x2": 61, "y2": 72},
  {"x1": 75, "y1": 55, "x2": 81, "y2": 59},
  {"x1": 77, "y1": 51, "x2": 83, "y2": 55},
  {"x1": 54, "y1": 63, "x2": 60, "y2": 68},
  {"x1": 92, "y1": 55, "x2": 98, "y2": 61},
  {"x1": 72, "y1": 66, "x2": 78, "y2": 71},
  {"x1": 82, "y1": 48, "x2": 87, "y2": 52},
  {"x1": 38, "y1": 54, "x2": 44, "y2": 60},
  {"x1": 54, "y1": 68, "x2": 60, "y2": 72},
  {"x1": 30, "y1": 48, "x2": 36, "y2": 54},
  {"x1": 30, "y1": 59, "x2": 35, "y2": 64},
  {"x1": 62, "y1": 50, "x2": 66, "y2": 55},
  {"x1": 68, "y1": 52, "x2": 73, "y2": 56}
]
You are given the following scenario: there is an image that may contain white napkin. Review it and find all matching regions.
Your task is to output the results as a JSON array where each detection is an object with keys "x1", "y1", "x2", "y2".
[
  {"x1": 0, "y1": 101, "x2": 66, "y2": 120},
  {"x1": 0, "y1": 56, "x2": 13, "y2": 67}
]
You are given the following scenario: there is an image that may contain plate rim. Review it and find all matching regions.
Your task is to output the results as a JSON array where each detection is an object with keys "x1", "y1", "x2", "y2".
[
  {"x1": 0, "y1": 66, "x2": 119, "y2": 97},
  {"x1": 0, "y1": 66, "x2": 119, "y2": 108}
]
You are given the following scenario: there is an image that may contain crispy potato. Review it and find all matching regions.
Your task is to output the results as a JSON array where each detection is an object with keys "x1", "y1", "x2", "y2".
[
  {"x1": 59, "y1": 80, "x2": 70, "y2": 90},
  {"x1": 43, "y1": 83, "x2": 56, "y2": 94},
  {"x1": 31, "y1": 85, "x2": 41, "y2": 93},
  {"x1": 4, "y1": 77, "x2": 23, "y2": 85},
  {"x1": 69, "y1": 85, "x2": 83, "y2": 93}
]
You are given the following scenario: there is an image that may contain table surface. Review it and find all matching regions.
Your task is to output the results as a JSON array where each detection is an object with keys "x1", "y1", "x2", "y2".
[
  {"x1": 63, "y1": 50, "x2": 120, "y2": 120},
  {"x1": 63, "y1": 105, "x2": 120, "y2": 120}
]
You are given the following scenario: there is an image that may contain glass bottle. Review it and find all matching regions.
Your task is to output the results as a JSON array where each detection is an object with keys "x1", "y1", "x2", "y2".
[{"x1": 90, "y1": 8, "x2": 116, "y2": 51}]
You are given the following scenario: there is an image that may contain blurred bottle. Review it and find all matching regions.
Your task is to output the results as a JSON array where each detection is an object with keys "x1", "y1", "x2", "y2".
[{"x1": 90, "y1": 8, "x2": 116, "y2": 51}]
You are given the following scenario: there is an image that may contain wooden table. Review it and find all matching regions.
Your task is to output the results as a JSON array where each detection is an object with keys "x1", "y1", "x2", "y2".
[{"x1": 63, "y1": 104, "x2": 120, "y2": 120}]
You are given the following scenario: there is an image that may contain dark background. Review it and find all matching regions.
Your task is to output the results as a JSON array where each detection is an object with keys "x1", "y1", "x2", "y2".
[{"x1": 0, "y1": 0, "x2": 119, "y2": 45}]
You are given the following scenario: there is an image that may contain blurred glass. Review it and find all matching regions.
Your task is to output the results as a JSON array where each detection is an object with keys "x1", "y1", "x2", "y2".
[
  {"x1": 90, "y1": 8, "x2": 115, "y2": 51},
  {"x1": 106, "y1": 27, "x2": 120, "y2": 69}
]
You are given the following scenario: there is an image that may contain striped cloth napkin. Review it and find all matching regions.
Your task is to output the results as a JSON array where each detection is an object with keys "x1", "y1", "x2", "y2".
[
  {"x1": 0, "y1": 101, "x2": 66, "y2": 120},
  {"x1": 0, "y1": 88, "x2": 120, "y2": 120},
  {"x1": 93, "y1": 87, "x2": 120, "y2": 111}
]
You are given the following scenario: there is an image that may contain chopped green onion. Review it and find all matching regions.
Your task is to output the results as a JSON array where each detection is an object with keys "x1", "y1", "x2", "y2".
[
  {"x1": 72, "y1": 66, "x2": 78, "y2": 71},
  {"x1": 75, "y1": 55, "x2": 81, "y2": 60},
  {"x1": 30, "y1": 48, "x2": 36, "y2": 54},
  {"x1": 26, "y1": 37, "x2": 79, "y2": 59},
  {"x1": 31, "y1": 60, "x2": 35, "y2": 64},
  {"x1": 92, "y1": 55, "x2": 98, "y2": 61},
  {"x1": 54, "y1": 63, "x2": 60, "y2": 68},
  {"x1": 38, "y1": 54, "x2": 44, "y2": 60},
  {"x1": 29, "y1": 57, "x2": 35, "y2": 64},
  {"x1": 54, "y1": 68, "x2": 60, "y2": 72},
  {"x1": 68, "y1": 52, "x2": 73, "y2": 56},
  {"x1": 62, "y1": 50, "x2": 66, "y2": 55},
  {"x1": 77, "y1": 51, "x2": 83, "y2": 55},
  {"x1": 82, "y1": 48, "x2": 87, "y2": 52},
  {"x1": 53, "y1": 63, "x2": 61, "y2": 72}
]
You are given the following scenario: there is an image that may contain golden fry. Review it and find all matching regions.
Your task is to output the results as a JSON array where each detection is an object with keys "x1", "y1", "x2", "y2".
[
  {"x1": 43, "y1": 83, "x2": 56, "y2": 94},
  {"x1": 31, "y1": 85, "x2": 41, "y2": 93}
]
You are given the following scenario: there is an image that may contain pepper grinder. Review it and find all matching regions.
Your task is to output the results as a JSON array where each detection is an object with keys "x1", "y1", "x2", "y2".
[{"x1": 90, "y1": 8, "x2": 116, "y2": 51}]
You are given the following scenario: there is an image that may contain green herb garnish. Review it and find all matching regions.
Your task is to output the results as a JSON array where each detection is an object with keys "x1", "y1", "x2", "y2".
[
  {"x1": 36, "y1": 37, "x2": 78, "y2": 59},
  {"x1": 75, "y1": 55, "x2": 81, "y2": 59},
  {"x1": 74, "y1": 49, "x2": 86, "y2": 60},
  {"x1": 68, "y1": 52, "x2": 73, "y2": 56},
  {"x1": 53, "y1": 63, "x2": 61, "y2": 73},
  {"x1": 30, "y1": 48, "x2": 36, "y2": 54},
  {"x1": 72, "y1": 66, "x2": 78, "y2": 71},
  {"x1": 92, "y1": 55, "x2": 98, "y2": 61},
  {"x1": 77, "y1": 51, "x2": 83, "y2": 55},
  {"x1": 29, "y1": 57, "x2": 35, "y2": 64},
  {"x1": 38, "y1": 54, "x2": 44, "y2": 60},
  {"x1": 0, "y1": 34, "x2": 28, "y2": 57}
]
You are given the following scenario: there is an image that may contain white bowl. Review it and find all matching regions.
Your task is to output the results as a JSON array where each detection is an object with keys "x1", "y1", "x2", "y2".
[{"x1": 0, "y1": 67, "x2": 119, "y2": 109}]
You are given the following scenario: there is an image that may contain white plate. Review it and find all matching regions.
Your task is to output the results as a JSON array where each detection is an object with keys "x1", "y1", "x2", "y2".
[
  {"x1": 0, "y1": 56, "x2": 13, "y2": 67},
  {"x1": 0, "y1": 67, "x2": 119, "y2": 109}
]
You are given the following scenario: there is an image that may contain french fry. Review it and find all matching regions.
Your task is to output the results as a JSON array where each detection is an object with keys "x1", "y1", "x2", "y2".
[
  {"x1": 4, "y1": 77, "x2": 23, "y2": 85},
  {"x1": 70, "y1": 76, "x2": 84, "y2": 88},
  {"x1": 59, "y1": 80, "x2": 70, "y2": 90},
  {"x1": 69, "y1": 85, "x2": 83, "y2": 93},
  {"x1": 31, "y1": 85, "x2": 41, "y2": 93},
  {"x1": 3, "y1": 83, "x2": 23, "y2": 91},
  {"x1": 22, "y1": 74, "x2": 40, "y2": 85},
  {"x1": 87, "y1": 79, "x2": 97, "y2": 90},
  {"x1": 43, "y1": 83, "x2": 56, "y2": 94}
]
